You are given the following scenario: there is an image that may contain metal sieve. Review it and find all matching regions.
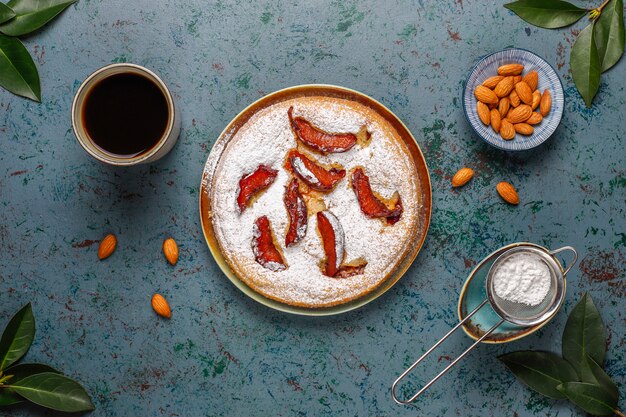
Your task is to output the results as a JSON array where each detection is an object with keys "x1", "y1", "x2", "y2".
[{"x1": 391, "y1": 244, "x2": 577, "y2": 405}]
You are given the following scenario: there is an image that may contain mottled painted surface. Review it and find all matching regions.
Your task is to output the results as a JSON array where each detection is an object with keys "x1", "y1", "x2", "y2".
[{"x1": 0, "y1": 1, "x2": 624, "y2": 416}]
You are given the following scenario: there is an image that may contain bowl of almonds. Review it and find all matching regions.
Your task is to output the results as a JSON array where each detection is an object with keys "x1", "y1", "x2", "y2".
[{"x1": 463, "y1": 48, "x2": 564, "y2": 151}]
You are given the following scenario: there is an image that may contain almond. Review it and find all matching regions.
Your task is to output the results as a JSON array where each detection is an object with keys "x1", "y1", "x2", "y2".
[
  {"x1": 523, "y1": 70, "x2": 538, "y2": 91},
  {"x1": 98, "y1": 234, "x2": 117, "y2": 260},
  {"x1": 490, "y1": 109, "x2": 501, "y2": 132},
  {"x1": 515, "y1": 81, "x2": 533, "y2": 105},
  {"x1": 531, "y1": 90, "x2": 541, "y2": 110},
  {"x1": 500, "y1": 119, "x2": 515, "y2": 140},
  {"x1": 509, "y1": 90, "x2": 521, "y2": 107},
  {"x1": 514, "y1": 123, "x2": 534, "y2": 136},
  {"x1": 540, "y1": 89, "x2": 552, "y2": 116},
  {"x1": 498, "y1": 97, "x2": 510, "y2": 118},
  {"x1": 494, "y1": 76, "x2": 515, "y2": 98},
  {"x1": 513, "y1": 75, "x2": 522, "y2": 84},
  {"x1": 498, "y1": 63, "x2": 524, "y2": 76},
  {"x1": 477, "y1": 101, "x2": 490, "y2": 125},
  {"x1": 507, "y1": 105, "x2": 532, "y2": 123},
  {"x1": 526, "y1": 112, "x2": 543, "y2": 125},
  {"x1": 163, "y1": 238, "x2": 179, "y2": 265},
  {"x1": 151, "y1": 294, "x2": 171, "y2": 318},
  {"x1": 474, "y1": 85, "x2": 499, "y2": 104},
  {"x1": 496, "y1": 182, "x2": 519, "y2": 205},
  {"x1": 482, "y1": 75, "x2": 504, "y2": 89},
  {"x1": 451, "y1": 167, "x2": 474, "y2": 188}
]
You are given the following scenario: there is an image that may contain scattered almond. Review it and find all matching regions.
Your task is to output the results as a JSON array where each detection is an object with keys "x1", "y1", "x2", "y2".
[
  {"x1": 540, "y1": 89, "x2": 552, "y2": 116},
  {"x1": 490, "y1": 109, "x2": 501, "y2": 132},
  {"x1": 509, "y1": 90, "x2": 521, "y2": 107},
  {"x1": 474, "y1": 85, "x2": 499, "y2": 104},
  {"x1": 482, "y1": 75, "x2": 504, "y2": 89},
  {"x1": 494, "y1": 76, "x2": 515, "y2": 98},
  {"x1": 507, "y1": 105, "x2": 532, "y2": 124},
  {"x1": 496, "y1": 182, "x2": 519, "y2": 205},
  {"x1": 500, "y1": 119, "x2": 516, "y2": 140},
  {"x1": 98, "y1": 234, "x2": 117, "y2": 260},
  {"x1": 451, "y1": 168, "x2": 474, "y2": 188},
  {"x1": 514, "y1": 123, "x2": 534, "y2": 136},
  {"x1": 163, "y1": 238, "x2": 179, "y2": 265},
  {"x1": 531, "y1": 90, "x2": 541, "y2": 110},
  {"x1": 498, "y1": 97, "x2": 510, "y2": 118},
  {"x1": 526, "y1": 112, "x2": 543, "y2": 125},
  {"x1": 522, "y1": 71, "x2": 538, "y2": 91},
  {"x1": 515, "y1": 81, "x2": 533, "y2": 105},
  {"x1": 498, "y1": 63, "x2": 524, "y2": 76},
  {"x1": 151, "y1": 294, "x2": 171, "y2": 318}
]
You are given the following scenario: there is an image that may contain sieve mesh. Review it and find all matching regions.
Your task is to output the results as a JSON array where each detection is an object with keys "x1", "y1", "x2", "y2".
[{"x1": 487, "y1": 247, "x2": 565, "y2": 326}]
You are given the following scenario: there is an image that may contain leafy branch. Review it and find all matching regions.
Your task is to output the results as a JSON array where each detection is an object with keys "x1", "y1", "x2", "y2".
[
  {"x1": 0, "y1": 303, "x2": 94, "y2": 413},
  {"x1": 504, "y1": 0, "x2": 625, "y2": 107},
  {"x1": 499, "y1": 294, "x2": 623, "y2": 416},
  {"x1": 0, "y1": 0, "x2": 77, "y2": 102}
]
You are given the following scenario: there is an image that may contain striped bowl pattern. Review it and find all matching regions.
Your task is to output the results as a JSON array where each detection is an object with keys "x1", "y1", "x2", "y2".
[{"x1": 463, "y1": 48, "x2": 564, "y2": 151}]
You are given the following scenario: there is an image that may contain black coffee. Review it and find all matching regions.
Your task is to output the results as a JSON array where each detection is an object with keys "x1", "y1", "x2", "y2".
[{"x1": 82, "y1": 72, "x2": 169, "y2": 158}]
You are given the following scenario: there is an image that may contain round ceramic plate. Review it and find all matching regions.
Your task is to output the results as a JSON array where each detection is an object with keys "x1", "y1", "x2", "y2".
[
  {"x1": 463, "y1": 48, "x2": 564, "y2": 151},
  {"x1": 457, "y1": 242, "x2": 568, "y2": 343},
  {"x1": 199, "y1": 85, "x2": 432, "y2": 316}
]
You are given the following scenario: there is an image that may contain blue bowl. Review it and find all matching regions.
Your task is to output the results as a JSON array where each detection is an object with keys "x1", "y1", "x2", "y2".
[{"x1": 463, "y1": 48, "x2": 564, "y2": 151}]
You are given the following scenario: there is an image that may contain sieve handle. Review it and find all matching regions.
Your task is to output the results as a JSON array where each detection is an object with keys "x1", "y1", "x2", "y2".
[
  {"x1": 391, "y1": 299, "x2": 505, "y2": 405},
  {"x1": 549, "y1": 246, "x2": 578, "y2": 275}
]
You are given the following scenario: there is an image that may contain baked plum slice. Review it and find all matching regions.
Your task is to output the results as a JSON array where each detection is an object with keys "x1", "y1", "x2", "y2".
[
  {"x1": 236, "y1": 165, "x2": 278, "y2": 212},
  {"x1": 288, "y1": 106, "x2": 358, "y2": 153},
  {"x1": 351, "y1": 167, "x2": 403, "y2": 225}
]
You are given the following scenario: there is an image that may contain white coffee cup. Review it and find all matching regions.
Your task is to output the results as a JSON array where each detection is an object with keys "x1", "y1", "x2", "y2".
[{"x1": 71, "y1": 63, "x2": 181, "y2": 165}]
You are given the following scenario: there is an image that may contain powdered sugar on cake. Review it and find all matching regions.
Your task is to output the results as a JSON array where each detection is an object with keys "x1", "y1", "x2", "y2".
[{"x1": 209, "y1": 96, "x2": 421, "y2": 307}]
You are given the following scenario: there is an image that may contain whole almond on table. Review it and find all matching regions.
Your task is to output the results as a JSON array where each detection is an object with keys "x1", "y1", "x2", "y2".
[
  {"x1": 498, "y1": 97, "x2": 510, "y2": 118},
  {"x1": 494, "y1": 76, "x2": 515, "y2": 98},
  {"x1": 500, "y1": 119, "x2": 516, "y2": 140},
  {"x1": 509, "y1": 90, "x2": 520, "y2": 107},
  {"x1": 515, "y1": 81, "x2": 533, "y2": 105},
  {"x1": 514, "y1": 123, "x2": 534, "y2": 136},
  {"x1": 482, "y1": 75, "x2": 504, "y2": 89},
  {"x1": 490, "y1": 108, "x2": 501, "y2": 132},
  {"x1": 98, "y1": 234, "x2": 117, "y2": 260},
  {"x1": 497, "y1": 63, "x2": 524, "y2": 76},
  {"x1": 540, "y1": 89, "x2": 552, "y2": 116},
  {"x1": 526, "y1": 112, "x2": 543, "y2": 125},
  {"x1": 151, "y1": 294, "x2": 171, "y2": 318},
  {"x1": 474, "y1": 85, "x2": 499, "y2": 104},
  {"x1": 531, "y1": 90, "x2": 541, "y2": 110},
  {"x1": 452, "y1": 167, "x2": 474, "y2": 188},
  {"x1": 522, "y1": 71, "x2": 538, "y2": 91},
  {"x1": 496, "y1": 182, "x2": 519, "y2": 205},
  {"x1": 163, "y1": 238, "x2": 179, "y2": 265},
  {"x1": 507, "y1": 104, "x2": 532, "y2": 124}
]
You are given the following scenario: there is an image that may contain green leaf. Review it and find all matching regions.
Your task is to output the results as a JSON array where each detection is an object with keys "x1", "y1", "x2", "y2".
[
  {"x1": 570, "y1": 24, "x2": 602, "y2": 107},
  {"x1": 499, "y1": 351, "x2": 579, "y2": 399},
  {"x1": 504, "y1": 0, "x2": 587, "y2": 29},
  {"x1": 0, "y1": 303, "x2": 35, "y2": 370},
  {"x1": 0, "y1": 388, "x2": 23, "y2": 406},
  {"x1": 562, "y1": 293, "x2": 606, "y2": 375},
  {"x1": 8, "y1": 372, "x2": 95, "y2": 412},
  {"x1": 557, "y1": 382, "x2": 617, "y2": 416},
  {"x1": 579, "y1": 355, "x2": 619, "y2": 403},
  {"x1": 0, "y1": 34, "x2": 41, "y2": 101},
  {"x1": 0, "y1": 364, "x2": 59, "y2": 407},
  {"x1": 0, "y1": 0, "x2": 77, "y2": 37},
  {"x1": 594, "y1": 0, "x2": 625, "y2": 72},
  {"x1": 0, "y1": 3, "x2": 16, "y2": 25}
]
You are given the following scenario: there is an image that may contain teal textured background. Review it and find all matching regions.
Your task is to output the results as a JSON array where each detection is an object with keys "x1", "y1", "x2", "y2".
[{"x1": 1, "y1": 1, "x2": 625, "y2": 416}]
